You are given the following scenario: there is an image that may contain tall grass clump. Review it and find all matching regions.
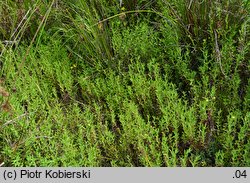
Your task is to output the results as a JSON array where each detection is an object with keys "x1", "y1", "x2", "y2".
[{"x1": 54, "y1": 0, "x2": 114, "y2": 69}]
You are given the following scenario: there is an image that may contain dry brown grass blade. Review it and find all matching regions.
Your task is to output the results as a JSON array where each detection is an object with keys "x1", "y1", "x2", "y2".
[
  {"x1": 2, "y1": 113, "x2": 28, "y2": 127},
  {"x1": 0, "y1": 86, "x2": 9, "y2": 97},
  {"x1": 214, "y1": 29, "x2": 228, "y2": 79}
]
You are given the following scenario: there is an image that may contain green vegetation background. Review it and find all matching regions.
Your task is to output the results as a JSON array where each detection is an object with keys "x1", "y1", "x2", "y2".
[{"x1": 0, "y1": 0, "x2": 249, "y2": 166}]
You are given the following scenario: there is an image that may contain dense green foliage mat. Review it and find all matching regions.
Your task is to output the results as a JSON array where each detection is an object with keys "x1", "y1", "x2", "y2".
[{"x1": 0, "y1": 0, "x2": 249, "y2": 166}]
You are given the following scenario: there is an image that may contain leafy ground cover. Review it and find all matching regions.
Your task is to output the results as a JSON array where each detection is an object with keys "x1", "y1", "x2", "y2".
[{"x1": 0, "y1": 0, "x2": 249, "y2": 166}]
